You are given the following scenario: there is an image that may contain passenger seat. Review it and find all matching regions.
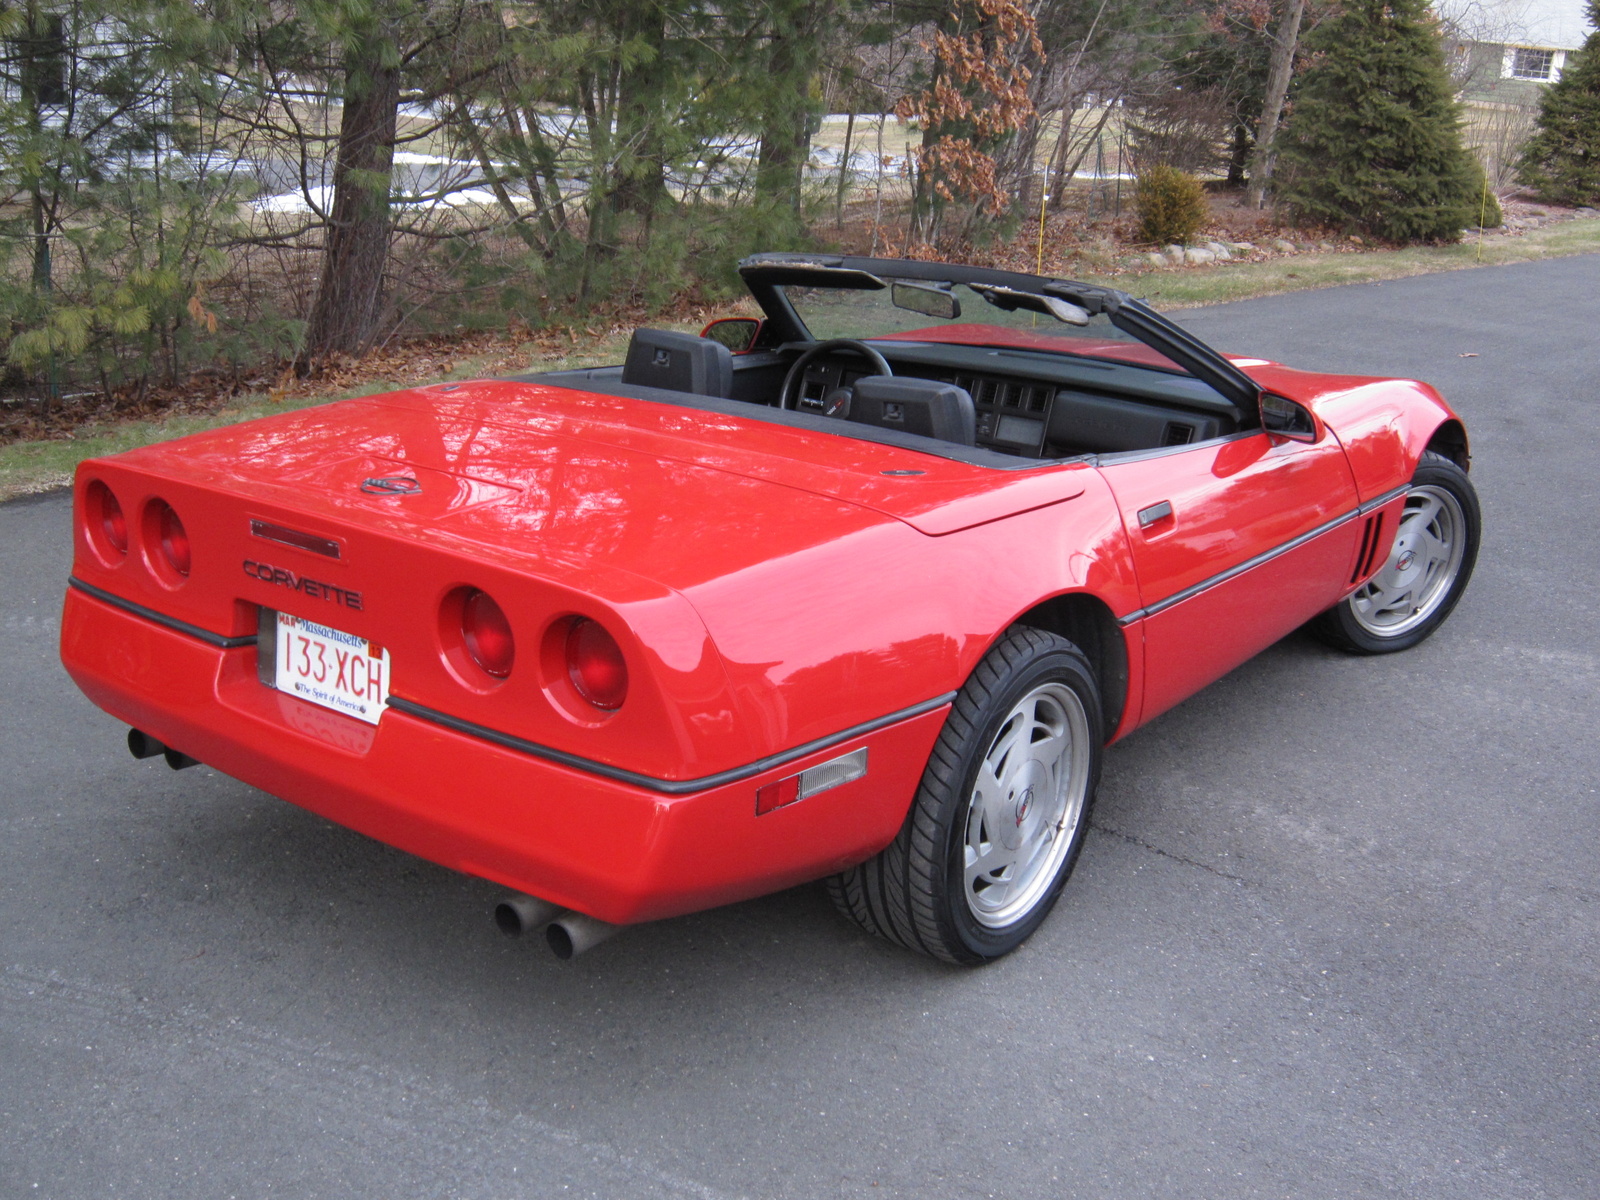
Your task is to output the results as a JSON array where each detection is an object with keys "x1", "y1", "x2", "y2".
[{"x1": 621, "y1": 329, "x2": 734, "y2": 398}]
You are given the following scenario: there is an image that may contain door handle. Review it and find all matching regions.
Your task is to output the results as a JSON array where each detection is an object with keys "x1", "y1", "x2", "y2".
[{"x1": 1138, "y1": 500, "x2": 1173, "y2": 528}]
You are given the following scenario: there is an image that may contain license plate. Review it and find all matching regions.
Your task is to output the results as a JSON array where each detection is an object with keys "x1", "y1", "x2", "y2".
[{"x1": 273, "y1": 612, "x2": 390, "y2": 725}]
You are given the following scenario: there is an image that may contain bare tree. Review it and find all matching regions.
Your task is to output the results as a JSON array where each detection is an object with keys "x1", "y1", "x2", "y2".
[{"x1": 1246, "y1": 0, "x2": 1307, "y2": 209}]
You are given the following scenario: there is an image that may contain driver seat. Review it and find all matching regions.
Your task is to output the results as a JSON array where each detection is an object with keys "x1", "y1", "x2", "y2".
[
  {"x1": 848, "y1": 376, "x2": 976, "y2": 446},
  {"x1": 621, "y1": 329, "x2": 734, "y2": 398}
]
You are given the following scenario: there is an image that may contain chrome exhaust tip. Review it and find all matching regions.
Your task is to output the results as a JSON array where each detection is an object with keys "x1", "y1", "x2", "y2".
[
  {"x1": 127, "y1": 729, "x2": 166, "y2": 760},
  {"x1": 493, "y1": 893, "x2": 560, "y2": 938},
  {"x1": 162, "y1": 748, "x2": 201, "y2": 770},
  {"x1": 545, "y1": 911, "x2": 622, "y2": 960}
]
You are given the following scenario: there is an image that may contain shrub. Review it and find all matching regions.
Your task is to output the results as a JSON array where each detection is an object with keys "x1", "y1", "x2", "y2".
[{"x1": 1134, "y1": 166, "x2": 1209, "y2": 246}]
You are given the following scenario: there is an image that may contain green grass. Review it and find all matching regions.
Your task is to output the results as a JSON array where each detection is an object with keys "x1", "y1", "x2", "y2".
[
  {"x1": 0, "y1": 330, "x2": 636, "y2": 503},
  {"x1": 1107, "y1": 218, "x2": 1600, "y2": 307},
  {"x1": 4, "y1": 223, "x2": 1598, "y2": 503},
  {"x1": 0, "y1": 387, "x2": 374, "y2": 502}
]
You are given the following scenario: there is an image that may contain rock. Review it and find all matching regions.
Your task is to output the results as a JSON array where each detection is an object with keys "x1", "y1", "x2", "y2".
[
  {"x1": 1229, "y1": 241, "x2": 1257, "y2": 252},
  {"x1": 1146, "y1": 252, "x2": 1170, "y2": 267},
  {"x1": 1165, "y1": 244, "x2": 1185, "y2": 259},
  {"x1": 1348, "y1": 234, "x2": 1364, "y2": 244},
  {"x1": 1576, "y1": 206, "x2": 1598, "y2": 217},
  {"x1": 1271, "y1": 238, "x2": 1297, "y2": 253},
  {"x1": 1205, "y1": 241, "x2": 1233, "y2": 260},
  {"x1": 1185, "y1": 247, "x2": 1216, "y2": 265},
  {"x1": 1318, "y1": 241, "x2": 1335, "y2": 250}
]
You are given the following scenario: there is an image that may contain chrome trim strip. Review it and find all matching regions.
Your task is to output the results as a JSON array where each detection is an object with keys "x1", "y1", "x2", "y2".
[
  {"x1": 1114, "y1": 498, "x2": 1396, "y2": 627},
  {"x1": 1358, "y1": 484, "x2": 1410, "y2": 515},
  {"x1": 68, "y1": 578, "x2": 258, "y2": 649},
  {"x1": 385, "y1": 692, "x2": 958, "y2": 795},
  {"x1": 249, "y1": 519, "x2": 341, "y2": 559}
]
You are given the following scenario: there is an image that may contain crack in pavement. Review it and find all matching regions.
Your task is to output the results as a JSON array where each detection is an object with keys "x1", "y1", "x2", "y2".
[{"x1": 1090, "y1": 822, "x2": 1253, "y2": 885}]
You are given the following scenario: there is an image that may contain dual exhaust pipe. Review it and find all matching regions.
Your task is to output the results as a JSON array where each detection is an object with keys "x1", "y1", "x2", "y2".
[
  {"x1": 128, "y1": 728, "x2": 616, "y2": 960},
  {"x1": 495, "y1": 893, "x2": 622, "y2": 960},
  {"x1": 128, "y1": 728, "x2": 200, "y2": 770}
]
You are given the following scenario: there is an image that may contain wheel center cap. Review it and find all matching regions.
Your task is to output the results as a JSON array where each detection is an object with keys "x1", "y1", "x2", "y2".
[
  {"x1": 998, "y1": 760, "x2": 1053, "y2": 851},
  {"x1": 1395, "y1": 549, "x2": 1417, "y2": 572}
]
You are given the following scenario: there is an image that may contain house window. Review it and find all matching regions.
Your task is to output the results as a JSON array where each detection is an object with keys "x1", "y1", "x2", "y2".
[{"x1": 1509, "y1": 47, "x2": 1556, "y2": 80}]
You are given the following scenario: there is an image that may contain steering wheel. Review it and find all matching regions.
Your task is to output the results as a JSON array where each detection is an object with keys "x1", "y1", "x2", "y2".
[{"x1": 779, "y1": 339, "x2": 893, "y2": 413}]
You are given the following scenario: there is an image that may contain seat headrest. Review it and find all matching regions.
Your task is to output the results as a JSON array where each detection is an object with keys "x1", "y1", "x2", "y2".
[
  {"x1": 621, "y1": 329, "x2": 734, "y2": 398},
  {"x1": 848, "y1": 376, "x2": 976, "y2": 446}
]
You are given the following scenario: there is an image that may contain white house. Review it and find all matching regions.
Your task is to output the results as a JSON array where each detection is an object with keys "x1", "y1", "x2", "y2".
[{"x1": 1439, "y1": 0, "x2": 1596, "y2": 96}]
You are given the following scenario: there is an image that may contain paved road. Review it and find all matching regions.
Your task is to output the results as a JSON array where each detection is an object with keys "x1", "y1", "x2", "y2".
[{"x1": 3, "y1": 256, "x2": 1597, "y2": 1199}]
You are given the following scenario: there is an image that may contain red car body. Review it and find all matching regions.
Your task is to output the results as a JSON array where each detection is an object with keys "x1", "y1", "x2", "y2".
[{"x1": 59, "y1": 256, "x2": 1469, "y2": 944}]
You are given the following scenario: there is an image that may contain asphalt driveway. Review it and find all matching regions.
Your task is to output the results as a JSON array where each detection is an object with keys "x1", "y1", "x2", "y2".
[{"x1": 2, "y1": 254, "x2": 1596, "y2": 1199}]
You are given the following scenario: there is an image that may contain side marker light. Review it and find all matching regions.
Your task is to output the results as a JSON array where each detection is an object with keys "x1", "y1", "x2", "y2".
[{"x1": 756, "y1": 747, "x2": 869, "y2": 815}]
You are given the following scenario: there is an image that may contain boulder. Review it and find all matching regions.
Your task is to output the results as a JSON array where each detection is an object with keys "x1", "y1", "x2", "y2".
[
  {"x1": 1146, "y1": 252, "x2": 1170, "y2": 267},
  {"x1": 1271, "y1": 238, "x2": 1297, "y2": 253},
  {"x1": 1185, "y1": 247, "x2": 1216, "y2": 265}
]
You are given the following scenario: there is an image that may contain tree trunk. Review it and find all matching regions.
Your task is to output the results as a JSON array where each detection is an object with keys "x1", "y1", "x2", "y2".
[
  {"x1": 835, "y1": 109, "x2": 855, "y2": 227},
  {"x1": 301, "y1": 48, "x2": 402, "y2": 366},
  {"x1": 610, "y1": 7, "x2": 667, "y2": 217},
  {"x1": 1246, "y1": 0, "x2": 1307, "y2": 209},
  {"x1": 756, "y1": 0, "x2": 825, "y2": 224},
  {"x1": 1226, "y1": 121, "x2": 1251, "y2": 187}
]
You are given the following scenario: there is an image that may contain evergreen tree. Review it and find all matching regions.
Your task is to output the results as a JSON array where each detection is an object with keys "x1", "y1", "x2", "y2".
[
  {"x1": 1276, "y1": 0, "x2": 1493, "y2": 242},
  {"x1": 0, "y1": 0, "x2": 245, "y2": 402},
  {"x1": 1517, "y1": 0, "x2": 1600, "y2": 205}
]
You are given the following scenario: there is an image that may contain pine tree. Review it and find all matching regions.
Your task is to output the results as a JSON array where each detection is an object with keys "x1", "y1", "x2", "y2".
[
  {"x1": 1276, "y1": 0, "x2": 1494, "y2": 241},
  {"x1": 1517, "y1": 0, "x2": 1600, "y2": 205}
]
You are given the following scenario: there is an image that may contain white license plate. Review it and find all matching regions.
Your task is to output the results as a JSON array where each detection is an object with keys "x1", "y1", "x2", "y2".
[{"x1": 274, "y1": 612, "x2": 390, "y2": 725}]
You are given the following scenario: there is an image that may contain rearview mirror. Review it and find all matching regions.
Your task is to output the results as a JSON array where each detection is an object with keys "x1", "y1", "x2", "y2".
[
  {"x1": 700, "y1": 318, "x2": 762, "y2": 353},
  {"x1": 891, "y1": 282, "x2": 960, "y2": 321}
]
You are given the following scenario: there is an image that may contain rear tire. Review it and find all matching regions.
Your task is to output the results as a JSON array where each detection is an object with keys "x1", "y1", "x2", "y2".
[
  {"x1": 828, "y1": 626, "x2": 1103, "y2": 964},
  {"x1": 1311, "y1": 451, "x2": 1480, "y2": 654}
]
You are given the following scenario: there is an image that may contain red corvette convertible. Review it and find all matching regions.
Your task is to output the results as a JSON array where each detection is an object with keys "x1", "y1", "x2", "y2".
[{"x1": 60, "y1": 254, "x2": 1479, "y2": 963}]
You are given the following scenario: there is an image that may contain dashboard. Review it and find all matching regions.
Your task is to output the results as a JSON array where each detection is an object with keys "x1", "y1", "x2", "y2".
[{"x1": 789, "y1": 344, "x2": 1244, "y2": 458}]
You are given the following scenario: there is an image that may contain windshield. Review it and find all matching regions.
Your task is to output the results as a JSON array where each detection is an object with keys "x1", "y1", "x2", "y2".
[{"x1": 779, "y1": 278, "x2": 1161, "y2": 361}]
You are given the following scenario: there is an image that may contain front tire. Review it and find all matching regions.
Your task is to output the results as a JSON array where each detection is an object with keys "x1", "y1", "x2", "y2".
[
  {"x1": 1311, "y1": 450, "x2": 1481, "y2": 654},
  {"x1": 828, "y1": 627, "x2": 1103, "y2": 964}
]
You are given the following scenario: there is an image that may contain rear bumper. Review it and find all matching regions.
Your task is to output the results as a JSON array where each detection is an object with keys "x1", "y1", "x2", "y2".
[{"x1": 60, "y1": 587, "x2": 947, "y2": 923}]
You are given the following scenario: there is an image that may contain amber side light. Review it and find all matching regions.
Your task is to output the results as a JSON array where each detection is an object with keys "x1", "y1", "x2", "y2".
[
  {"x1": 565, "y1": 618, "x2": 628, "y2": 711},
  {"x1": 462, "y1": 589, "x2": 515, "y2": 679}
]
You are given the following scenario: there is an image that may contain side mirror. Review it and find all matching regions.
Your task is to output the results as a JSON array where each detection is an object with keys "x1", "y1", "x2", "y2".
[
  {"x1": 701, "y1": 317, "x2": 762, "y2": 353},
  {"x1": 1260, "y1": 393, "x2": 1317, "y2": 442}
]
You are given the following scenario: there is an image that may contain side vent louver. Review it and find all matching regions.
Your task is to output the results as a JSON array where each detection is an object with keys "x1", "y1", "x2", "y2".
[
  {"x1": 1352, "y1": 513, "x2": 1386, "y2": 584},
  {"x1": 1162, "y1": 422, "x2": 1194, "y2": 446}
]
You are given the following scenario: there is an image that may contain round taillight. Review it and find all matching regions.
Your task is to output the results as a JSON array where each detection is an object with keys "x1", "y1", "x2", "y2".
[
  {"x1": 462, "y1": 589, "x2": 515, "y2": 679},
  {"x1": 157, "y1": 503, "x2": 191, "y2": 576},
  {"x1": 566, "y1": 618, "x2": 627, "y2": 711},
  {"x1": 90, "y1": 482, "x2": 128, "y2": 556}
]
